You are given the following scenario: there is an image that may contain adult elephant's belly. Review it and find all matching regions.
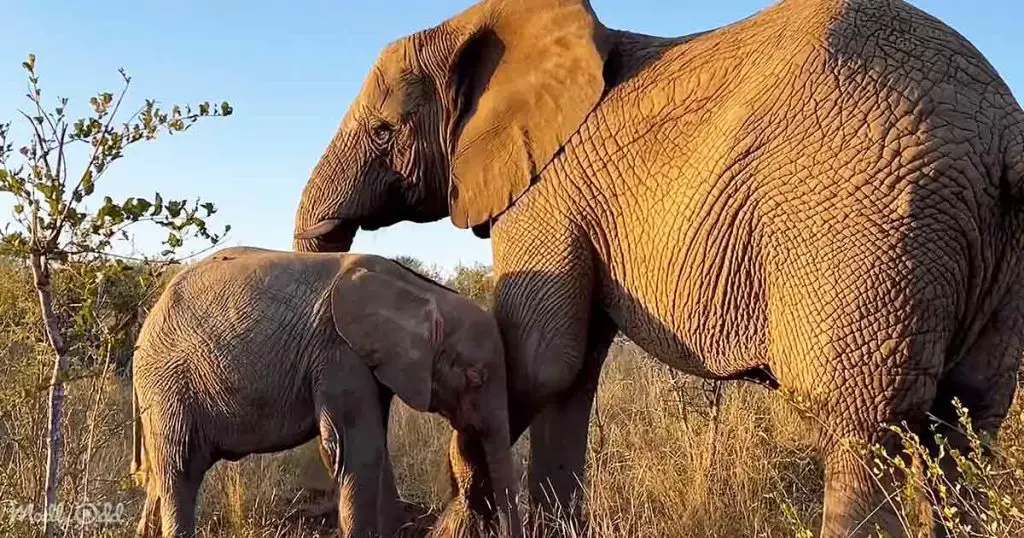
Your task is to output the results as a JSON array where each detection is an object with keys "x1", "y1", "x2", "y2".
[
  {"x1": 600, "y1": 267, "x2": 773, "y2": 385},
  {"x1": 593, "y1": 197, "x2": 773, "y2": 384}
]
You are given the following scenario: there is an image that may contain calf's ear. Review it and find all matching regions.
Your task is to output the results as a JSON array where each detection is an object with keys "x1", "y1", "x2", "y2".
[{"x1": 330, "y1": 267, "x2": 444, "y2": 412}]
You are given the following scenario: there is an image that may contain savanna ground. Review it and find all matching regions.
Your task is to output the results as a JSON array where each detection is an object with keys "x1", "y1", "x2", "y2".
[{"x1": 1, "y1": 257, "x2": 1023, "y2": 537}]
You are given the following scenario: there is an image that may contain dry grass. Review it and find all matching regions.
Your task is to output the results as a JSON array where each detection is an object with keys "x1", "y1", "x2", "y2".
[
  {"x1": 3, "y1": 337, "x2": 1023, "y2": 537},
  {"x1": 577, "y1": 342, "x2": 823, "y2": 537}
]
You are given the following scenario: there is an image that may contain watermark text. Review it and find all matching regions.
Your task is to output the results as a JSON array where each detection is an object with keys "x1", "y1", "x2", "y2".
[{"x1": 2, "y1": 500, "x2": 128, "y2": 527}]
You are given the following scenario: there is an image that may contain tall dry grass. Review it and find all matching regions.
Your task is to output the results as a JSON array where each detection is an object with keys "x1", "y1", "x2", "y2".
[
  {"x1": 4, "y1": 339, "x2": 1023, "y2": 536},
  {"x1": 577, "y1": 342, "x2": 823, "y2": 537}
]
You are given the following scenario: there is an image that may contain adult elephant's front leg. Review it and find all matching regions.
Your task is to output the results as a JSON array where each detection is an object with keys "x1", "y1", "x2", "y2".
[
  {"x1": 528, "y1": 310, "x2": 616, "y2": 528},
  {"x1": 441, "y1": 218, "x2": 599, "y2": 534}
]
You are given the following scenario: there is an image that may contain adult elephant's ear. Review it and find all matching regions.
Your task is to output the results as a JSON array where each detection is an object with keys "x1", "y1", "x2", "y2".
[
  {"x1": 331, "y1": 267, "x2": 444, "y2": 412},
  {"x1": 444, "y1": 0, "x2": 612, "y2": 230}
]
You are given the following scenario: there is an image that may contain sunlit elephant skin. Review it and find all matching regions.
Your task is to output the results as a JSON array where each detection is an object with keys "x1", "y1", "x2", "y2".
[
  {"x1": 291, "y1": 0, "x2": 1024, "y2": 535},
  {"x1": 130, "y1": 247, "x2": 522, "y2": 538}
]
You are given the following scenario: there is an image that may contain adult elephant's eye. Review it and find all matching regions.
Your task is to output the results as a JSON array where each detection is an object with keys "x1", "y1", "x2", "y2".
[{"x1": 370, "y1": 120, "x2": 394, "y2": 146}]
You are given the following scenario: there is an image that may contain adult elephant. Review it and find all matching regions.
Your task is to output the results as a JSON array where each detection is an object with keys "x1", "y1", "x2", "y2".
[{"x1": 293, "y1": 0, "x2": 1024, "y2": 535}]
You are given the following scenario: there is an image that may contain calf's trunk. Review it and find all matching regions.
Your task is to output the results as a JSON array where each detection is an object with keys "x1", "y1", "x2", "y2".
[{"x1": 483, "y1": 422, "x2": 522, "y2": 538}]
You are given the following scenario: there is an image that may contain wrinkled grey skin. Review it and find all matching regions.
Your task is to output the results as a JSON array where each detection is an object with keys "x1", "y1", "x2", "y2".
[
  {"x1": 291, "y1": 0, "x2": 1024, "y2": 535},
  {"x1": 130, "y1": 247, "x2": 521, "y2": 538}
]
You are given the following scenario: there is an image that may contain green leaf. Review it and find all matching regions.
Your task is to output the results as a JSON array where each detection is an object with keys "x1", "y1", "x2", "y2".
[
  {"x1": 81, "y1": 170, "x2": 94, "y2": 196},
  {"x1": 132, "y1": 198, "x2": 152, "y2": 218},
  {"x1": 65, "y1": 208, "x2": 84, "y2": 227},
  {"x1": 35, "y1": 181, "x2": 53, "y2": 199},
  {"x1": 166, "y1": 200, "x2": 183, "y2": 219},
  {"x1": 13, "y1": 204, "x2": 23, "y2": 214},
  {"x1": 151, "y1": 192, "x2": 163, "y2": 216},
  {"x1": 165, "y1": 232, "x2": 183, "y2": 249},
  {"x1": 220, "y1": 102, "x2": 233, "y2": 116}
]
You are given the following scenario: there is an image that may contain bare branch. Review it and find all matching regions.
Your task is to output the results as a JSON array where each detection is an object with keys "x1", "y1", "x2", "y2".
[
  {"x1": 62, "y1": 234, "x2": 228, "y2": 265},
  {"x1": 55, "y1": 123, "x2": 67, "y2": 196},
  {"x1": 27, "y1": 70, "x2": 61, "y2": 136},
  {"x1": 17, "y1": 109, "x2": 55, "y2": 184}
]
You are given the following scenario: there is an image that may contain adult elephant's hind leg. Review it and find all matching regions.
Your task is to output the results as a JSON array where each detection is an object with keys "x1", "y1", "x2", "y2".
[
  {"x1": 820, "y1": 423, "x2": 918, "y2": 538},
  {"x1": 925, "y1": 276, "x2": 1024, "y2": 536},
  {"x1": 813, "y1": 327, "x2": 948, "y2": 538},
  {"x1": 775, "y1": 248, "x2": 959, "y2": 536},
  {"x1": 812, "y1": 330, "x2": 948, "y2": 538},
  {"x1": 528, "y1": 310, "x2": 616, "y2": 530}
]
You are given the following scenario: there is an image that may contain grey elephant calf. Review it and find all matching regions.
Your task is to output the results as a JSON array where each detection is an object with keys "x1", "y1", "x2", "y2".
[{"x1": 130, "y1": 246, "x2": 522, "y2": 538}]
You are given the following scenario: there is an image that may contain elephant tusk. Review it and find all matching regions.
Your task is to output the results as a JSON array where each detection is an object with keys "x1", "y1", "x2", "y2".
[{"x1": 294, "y1": 219, "x2": 346, "y2": 240}]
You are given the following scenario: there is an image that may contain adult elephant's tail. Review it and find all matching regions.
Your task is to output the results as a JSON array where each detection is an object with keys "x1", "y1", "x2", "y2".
[{"x1": 130, "y1": 385, "x2": 147, "y2": 488}]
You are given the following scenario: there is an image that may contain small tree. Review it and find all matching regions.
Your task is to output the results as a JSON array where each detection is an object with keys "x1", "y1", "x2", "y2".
[
  {"x1": 0, "y1": 54, "x2": 232, "y2": 537},
  {"x1": 445, "y1": 263, "x2": 494, "y2": 306},
  {"x1": 392, "y1": 255, "x2": 445, "y2": 282}
]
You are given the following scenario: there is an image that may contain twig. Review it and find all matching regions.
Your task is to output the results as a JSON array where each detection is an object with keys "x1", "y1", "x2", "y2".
[
  {"x1": 81, "y1": 339, "x2": 114, "y2": 501},
  {"x1": 52, "y1": 74, "x2": 131, "y2": 237},
  {"x1": 17, "y1": 110, "x2": 55, "y2": 187},
  {"x1": 60, "y1": 223, "x2": 230, "y2": 264},
  {"x1": 54, "y1": 123, "x2": 67, "y2": 195}
]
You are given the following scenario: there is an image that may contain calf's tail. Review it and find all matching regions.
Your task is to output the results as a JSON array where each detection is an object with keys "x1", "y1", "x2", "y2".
[{"x1": 130, "y1": 384, "x2": 147, "y2": 488}]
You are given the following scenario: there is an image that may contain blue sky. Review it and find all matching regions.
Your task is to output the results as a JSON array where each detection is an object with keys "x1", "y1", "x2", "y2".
[{"x1": 2, "y1": 1, "x2": 1022, "y2": 269}]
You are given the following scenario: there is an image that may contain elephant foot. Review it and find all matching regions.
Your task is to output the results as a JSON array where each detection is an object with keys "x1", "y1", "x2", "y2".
[{"x1": 821, "y1": 449, "x2": 908, "y2": 538}]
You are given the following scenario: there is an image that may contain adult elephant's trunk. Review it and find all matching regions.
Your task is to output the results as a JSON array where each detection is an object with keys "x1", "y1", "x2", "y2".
[{"x1": 292, "y1": 127, "x2": 373, "y2": 253}]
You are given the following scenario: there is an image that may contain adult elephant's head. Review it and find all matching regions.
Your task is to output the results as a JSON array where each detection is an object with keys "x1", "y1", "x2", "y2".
[{"x1": 293, "y1": 0, "x2": 612, "y2": 252}]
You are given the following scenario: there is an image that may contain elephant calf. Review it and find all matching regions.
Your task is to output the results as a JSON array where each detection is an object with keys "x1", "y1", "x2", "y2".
[{"x1": 130, "y1": 246, "x2": 521, "y2": 538}]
